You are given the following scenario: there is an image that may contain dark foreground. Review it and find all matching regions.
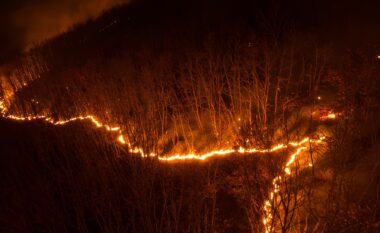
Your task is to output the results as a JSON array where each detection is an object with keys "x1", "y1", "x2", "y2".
[{"x1": 0, "y1": 119, "x2": 282, "y2": 233}]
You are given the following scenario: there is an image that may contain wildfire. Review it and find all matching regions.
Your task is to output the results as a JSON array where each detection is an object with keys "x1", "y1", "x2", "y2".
[
  {"x1": 322, "y1": 112, "x2": 337, "y2": 120},
  {"x1": 0, "y1": 98, "x2": 336, "y2": 233},
  {"x1": 158, "y1": 137, "x2": 326, "y2": 162},
  {"x1": 0, "y1": 100, "x2": 329, "y2": 162},
  {"x1": 262, "y1": 136, "x2": 327, "y2": 232},
  {"x1": 312, "y1": 109, "x2": 339, "y2": 121}
]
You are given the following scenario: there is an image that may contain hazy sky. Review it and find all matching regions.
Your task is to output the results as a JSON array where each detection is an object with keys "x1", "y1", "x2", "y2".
[
  {"x1": 1, "y1": 0, "x2": 380, "y2": 63},
  {"x1": 0, "y1": 0, "x2": 129, "y2": 62}
]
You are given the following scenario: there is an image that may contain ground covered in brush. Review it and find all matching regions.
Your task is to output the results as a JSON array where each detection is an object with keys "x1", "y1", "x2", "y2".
[
  {"x1": 297, "y1": 110, "x2": 380, "y2": 232},
  {"x1": 0, "y1": 119, "x2": 286, "y2": 233},
  {"x1": 1, "y1": 1, "x2": 380, "y2": 232}
]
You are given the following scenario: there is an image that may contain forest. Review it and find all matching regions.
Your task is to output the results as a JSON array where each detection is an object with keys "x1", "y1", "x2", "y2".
[{"x1": 0, "y1": 0, "x2": 379, "y2": 232}]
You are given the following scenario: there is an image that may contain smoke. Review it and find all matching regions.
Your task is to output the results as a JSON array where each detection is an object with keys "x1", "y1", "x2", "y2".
[
  {"x1": 0, "y1": 0, "x2": 129, "y2": 60},
  {"x1": 1, "y1": 0, "x2": 379, "y2": 63}
]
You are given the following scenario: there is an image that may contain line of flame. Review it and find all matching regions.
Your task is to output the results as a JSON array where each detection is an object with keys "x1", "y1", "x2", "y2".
[
  {"x1": 0, "y1": 100, "x2": 326, "y2": 162},
  {"x1": 262, "y1": 136, "x2": 327, "y2": 232},
  {"x1": 1, "y1": 99, "x2": 333, "y2": 233}
]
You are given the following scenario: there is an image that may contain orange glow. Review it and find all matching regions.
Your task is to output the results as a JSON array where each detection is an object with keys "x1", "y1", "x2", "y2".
[
  {"x1": 0, "y1": 97, "x2": 336, "y2": 233},
  {"x1": 117, "y1": 135, "x2": 126, "y2": 144},
  {"x1": 313, "y1": 109, "x2": 339, "y2": 121},
  {"x1": 327, "y1": 113, "x2": 336, "y2": 119},
  {"x1": 262, "y1": 136, "x2": 327, "y2": 232},
  {"x1": 263, "y1": 146, "x2": 309, "y2": 232},
  {"x1": 0, "y1": 100, "x2": 328, "y2": 162}
]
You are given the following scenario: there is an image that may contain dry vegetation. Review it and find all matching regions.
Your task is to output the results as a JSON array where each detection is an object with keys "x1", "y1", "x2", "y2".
[
  {"x1": 0, "y1": 118, "x2": 284, "y2": 233},
  {"x1": 0, "y1": 2, "x2": 380, "y2": 232},
  {"x1": 3, "y1": 29, "x2": 328, "y2": 155}
]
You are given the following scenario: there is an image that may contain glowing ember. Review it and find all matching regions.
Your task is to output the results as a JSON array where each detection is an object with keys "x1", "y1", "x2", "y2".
[
  {"x1": 0, "y1": 98, "x2": 337, "y2": 233},
  {"x1": 318, "y1": 112, "x2": 337, "y2": 120},
  {"x1": 117, "y1": 135, "x2": 126, "y2": 144},
  {"x1": 262, "y1": 136, "x2": 327, "y2": 232},
  {"x1": 313, "y1": 109, "x2": 339, "y2": 121},
  {"x1": 0, "y1": 100, "x2": 328, "y2": 162}
]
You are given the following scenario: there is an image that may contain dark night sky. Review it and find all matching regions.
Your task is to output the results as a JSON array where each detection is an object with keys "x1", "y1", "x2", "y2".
[{"x1": 1, "y1": 0, "x2": 380, "y2": 63}]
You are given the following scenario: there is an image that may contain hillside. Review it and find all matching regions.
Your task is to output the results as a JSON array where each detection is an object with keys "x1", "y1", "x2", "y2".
[
  {"x1": 0, "y1": 118, "x2": 286, "y2": 233},
  {"x1": 1, "y1": 0, "x2": 380, "y2": 232}
]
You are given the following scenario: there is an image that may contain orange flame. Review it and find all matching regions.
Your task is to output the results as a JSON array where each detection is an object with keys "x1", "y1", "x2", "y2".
[
  {"x1": 0, "y1": 98, "x2": 336, "y2": 233},
  {"x1": 262, "y1": 136, "x2": 327, "y2": 232},
  {"x1": 0, "y1": 101, "x2": 327, "y2": 162}
]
